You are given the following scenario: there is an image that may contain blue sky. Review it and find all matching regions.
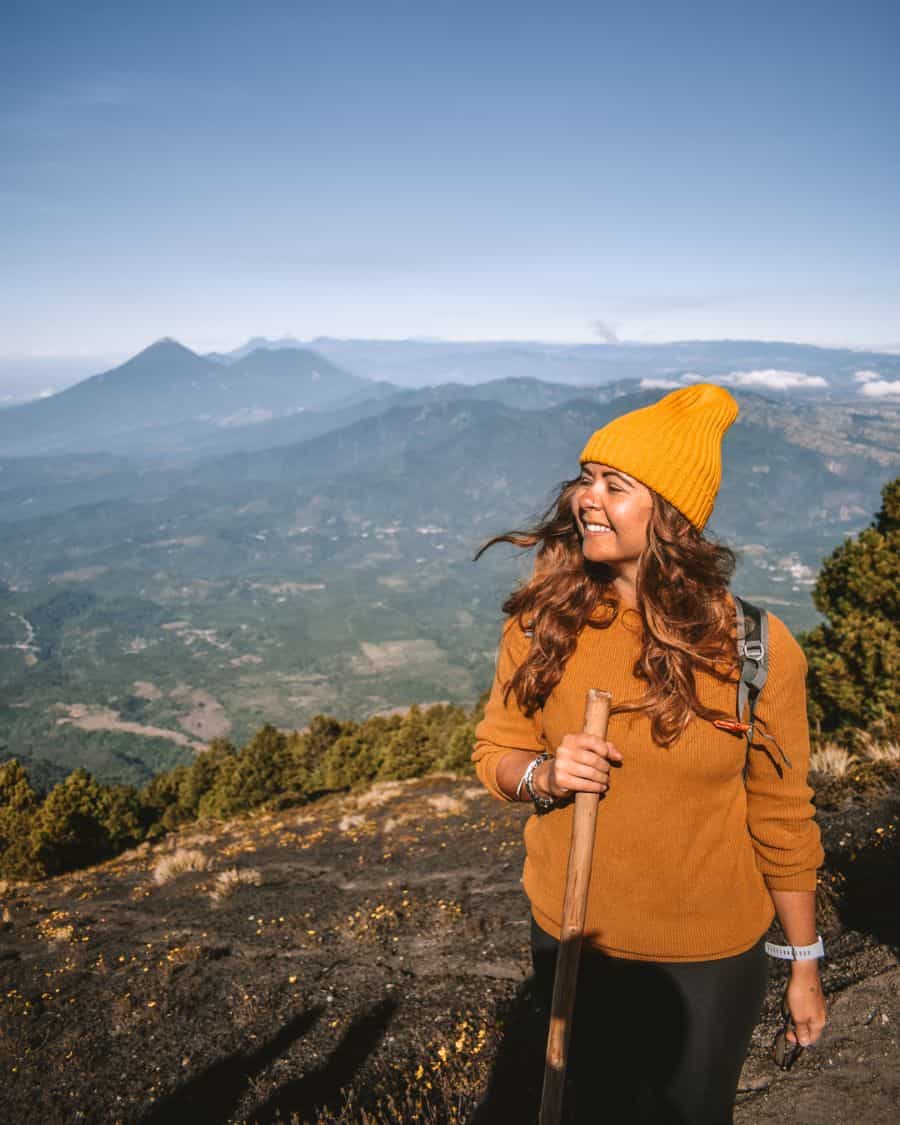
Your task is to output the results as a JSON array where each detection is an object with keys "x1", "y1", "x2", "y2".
[{"x1": 3, "y1": 0, "x2": 899, "y2": 364}]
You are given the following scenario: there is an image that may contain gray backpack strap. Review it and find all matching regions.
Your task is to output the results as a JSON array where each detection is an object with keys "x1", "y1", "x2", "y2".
[
  {"x1": 734, "y1": 595, "x2": 768, "y2": 741},
  {"x1": 734, "y1": 595, "x2": 773, "y2": 780}
]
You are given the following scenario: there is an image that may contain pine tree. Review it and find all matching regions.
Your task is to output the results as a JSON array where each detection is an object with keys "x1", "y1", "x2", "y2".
[
  {"x1": 99, "y1": 784, "x2": 146, "y2": 851},
  {"x1": 286, "y1": 715, "x2": 350, "y2": 794},
  {"x1": 199, "y1": 724, "x2": 293, "y2": 817},
  {"x1": 141, "y1": 764, "x2": 191, "y2": 835},
  {"x1": 177, "y1": 738, "x2": 238, "y2": 820},
  {"x1": 0, "y1": 759, "x2": 42, "y2": 880},
  {"x1": 31, "y1": 767, "x2": 113, "y2": 876},
  {"x1": 378, "y1": 706, "x2": 437, "y2": 780},
  {"x1": 437, "y1": 721, "x2": 478, "y2": 773},
  {"x1": 800, "y1": 476, "x2": 899, "y2": 743},
  {"x1": 322, "y1": 727, "x2": 381, "y2": 789}
]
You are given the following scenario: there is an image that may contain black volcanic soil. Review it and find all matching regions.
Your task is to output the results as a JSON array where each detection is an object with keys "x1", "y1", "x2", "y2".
[{"x1": 0, "y1": 772, "x2": 897, "y2": 1124}]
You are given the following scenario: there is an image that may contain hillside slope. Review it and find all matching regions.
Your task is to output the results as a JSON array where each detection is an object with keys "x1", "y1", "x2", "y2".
[{"x1": 0, "y1": 771, "x2": 896, "y2": 1123}]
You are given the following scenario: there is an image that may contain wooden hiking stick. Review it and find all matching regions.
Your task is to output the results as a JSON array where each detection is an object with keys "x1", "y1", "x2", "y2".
[{"x1": 539, "y1": 687, "x2": 613, "y2": 1125}]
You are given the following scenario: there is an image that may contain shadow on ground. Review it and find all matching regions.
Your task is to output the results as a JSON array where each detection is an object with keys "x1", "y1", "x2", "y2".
[{"x1": 140, "y1": 999, "x2": 398, "y2": 1125}]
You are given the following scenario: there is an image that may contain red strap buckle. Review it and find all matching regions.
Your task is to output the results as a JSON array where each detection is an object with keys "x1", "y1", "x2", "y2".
[{"x1": 713, "y1": 718, "x2": 752, "y2": 733}]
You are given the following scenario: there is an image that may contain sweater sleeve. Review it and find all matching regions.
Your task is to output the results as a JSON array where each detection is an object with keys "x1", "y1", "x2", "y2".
[
  {"x1": 471, "y1": 615, "x2": 546, "y2": 802},
  {"x1": 744, "y1": 612, "x2": 825, "y2": 891}
]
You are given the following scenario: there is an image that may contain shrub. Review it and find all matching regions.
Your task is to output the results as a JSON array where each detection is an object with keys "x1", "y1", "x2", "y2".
[
  {"x1": 209, "y1": 866, "x2": 262, "y2": 903},
  {"x1": 153, "y1": 847, "x2": 214, "y2": 886}
]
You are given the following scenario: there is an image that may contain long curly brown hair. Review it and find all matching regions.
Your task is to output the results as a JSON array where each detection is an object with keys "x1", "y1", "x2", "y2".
[{"x1": 474, "y1": 473, "x2": 754, "y2": 749}]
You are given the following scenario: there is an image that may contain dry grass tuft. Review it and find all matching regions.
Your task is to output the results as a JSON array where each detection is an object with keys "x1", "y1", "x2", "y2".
[
  {"x1": 383, "y1": 814, "x2": 417, "y2": 834},
  {"x1": 809, "y1": 744, "x2": 857, "y2": 777},
  {"x1": 209, "y1": 866, "x2": 262, "y2": 903},
  {"x1": 426, "y1": 795, "x2": 464, "y2": 815},
  {"x1": 855, "y1": 732, "x2": 900, "y2": 764},
  {"x1": 153, "y1": 848, "x2": 214, "y2": 886},
  {"x1": 339, "y1": 813, "x2": 368, "y2": 832},
  {"x1": 354, "y1": 781, "x2": 408, "y2": 811}
]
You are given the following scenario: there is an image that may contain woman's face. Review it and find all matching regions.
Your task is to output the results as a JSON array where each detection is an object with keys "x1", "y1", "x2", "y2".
[{"x1": 571, "y1": 461, "x2": 655, "y2": 568}]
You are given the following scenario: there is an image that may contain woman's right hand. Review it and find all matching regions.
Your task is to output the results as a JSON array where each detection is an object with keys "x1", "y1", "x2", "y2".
[{"x1": 538, "y1": 733, "x2": 623, "y2": 800}]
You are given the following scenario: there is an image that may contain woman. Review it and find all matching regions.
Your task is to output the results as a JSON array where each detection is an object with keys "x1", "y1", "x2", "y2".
[{"x1": 470, "y1": 383, "x2": 827, "y2": 1124}]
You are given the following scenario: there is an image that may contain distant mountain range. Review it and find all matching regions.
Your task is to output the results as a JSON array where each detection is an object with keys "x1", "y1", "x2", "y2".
[
  {"x1": 0, "y1": 339, "x2": 398, "y2": 456},
  {"x1": 202, "y1": 333, "x2": 900, "y2": 393},
  {"x1": 248, "y1": 335, "x2": 900, "y2": 393},
  {"x1": 2, "y1": 335, "x2": 899, "y2": 457}
]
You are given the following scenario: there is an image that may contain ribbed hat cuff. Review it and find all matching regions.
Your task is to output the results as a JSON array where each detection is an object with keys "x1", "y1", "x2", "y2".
[{"x1": 579, "y1": 430, "x2": 712, "y2": 529}]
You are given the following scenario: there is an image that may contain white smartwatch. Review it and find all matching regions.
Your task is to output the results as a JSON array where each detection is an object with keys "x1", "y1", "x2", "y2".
[{"x1": 764, "y1": 934, "x2": 825, "y2": 961}]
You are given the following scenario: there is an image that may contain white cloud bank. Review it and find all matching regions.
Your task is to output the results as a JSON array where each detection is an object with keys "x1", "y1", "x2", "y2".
[
  {"x1": 641, "y1": 370, "x2": 829, "y2": 391},
  {"x1": 642, "y1": 370, "x2": 829, "y2": 392},
  {"x1": 859, "y1": 378, "x2": 900, "y2": 397},
  {"x1": 683, "y1": 369, "x2": 829, "y2": 390}
]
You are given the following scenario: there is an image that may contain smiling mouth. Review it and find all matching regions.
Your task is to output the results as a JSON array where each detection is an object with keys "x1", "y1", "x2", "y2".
[{"x1": 580, "y1": 513, "x2": 613, "y2": 535}]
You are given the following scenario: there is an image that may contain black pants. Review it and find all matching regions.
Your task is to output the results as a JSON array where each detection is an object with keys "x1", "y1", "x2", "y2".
[{"x1": 530, "y1": 916, "x2": 769, "y2": 1125}]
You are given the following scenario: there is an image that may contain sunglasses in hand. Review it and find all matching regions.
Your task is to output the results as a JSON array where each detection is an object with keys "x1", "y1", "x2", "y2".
[{"x1": 771, "y1": 990, "x2": 805, "y2": 1071}]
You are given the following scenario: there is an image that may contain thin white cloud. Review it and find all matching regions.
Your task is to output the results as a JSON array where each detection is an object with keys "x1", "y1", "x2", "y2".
[
  {"x1": 859, "y1": 379, "x2": 900, "y2": 397},
  {"x1": 682, "y1": 369, "x2": 828, "y2": 390},
  {"x1": 853, "y1": 369, "x2": 880, "y2": 382},
  {"x1": 639, "y1": 378, "x2": 682, "y2": 389}
]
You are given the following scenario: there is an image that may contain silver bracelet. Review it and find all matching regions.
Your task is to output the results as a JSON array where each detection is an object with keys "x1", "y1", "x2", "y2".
[
  {"x1": 764, "y1": 934, "x2": 825, "y2": 961},
  {"x1": 515, "y1": 755, "x2": 541, "y2": 800},
  {"x1": 516, "y1": 753, "x2": 556, "y2": 813}
]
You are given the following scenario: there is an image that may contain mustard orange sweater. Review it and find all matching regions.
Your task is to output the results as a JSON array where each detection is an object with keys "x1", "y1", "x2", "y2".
[{"x1": 471, "y1": 600, "x2": 825, "y2": 962}]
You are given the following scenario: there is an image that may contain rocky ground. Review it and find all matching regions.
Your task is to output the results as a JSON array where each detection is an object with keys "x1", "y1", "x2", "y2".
[{"x1": 0, "y1": 770, "x2": 897, "y2": 1124}]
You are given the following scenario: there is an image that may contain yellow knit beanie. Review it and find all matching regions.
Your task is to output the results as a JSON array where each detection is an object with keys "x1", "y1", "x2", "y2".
[{"x1": 578, "y1": 382, "x2": 739, "y2": 530}]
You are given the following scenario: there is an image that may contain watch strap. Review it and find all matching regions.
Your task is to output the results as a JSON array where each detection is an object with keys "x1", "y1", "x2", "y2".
[{"x1": 764, "y1": 935, "x2": 825, "y2": 960}]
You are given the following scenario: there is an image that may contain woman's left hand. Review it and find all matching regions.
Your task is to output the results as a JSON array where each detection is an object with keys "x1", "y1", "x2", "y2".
[{"x1": 785, "y1": 967, "x2": 828, "y2": 1047}]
